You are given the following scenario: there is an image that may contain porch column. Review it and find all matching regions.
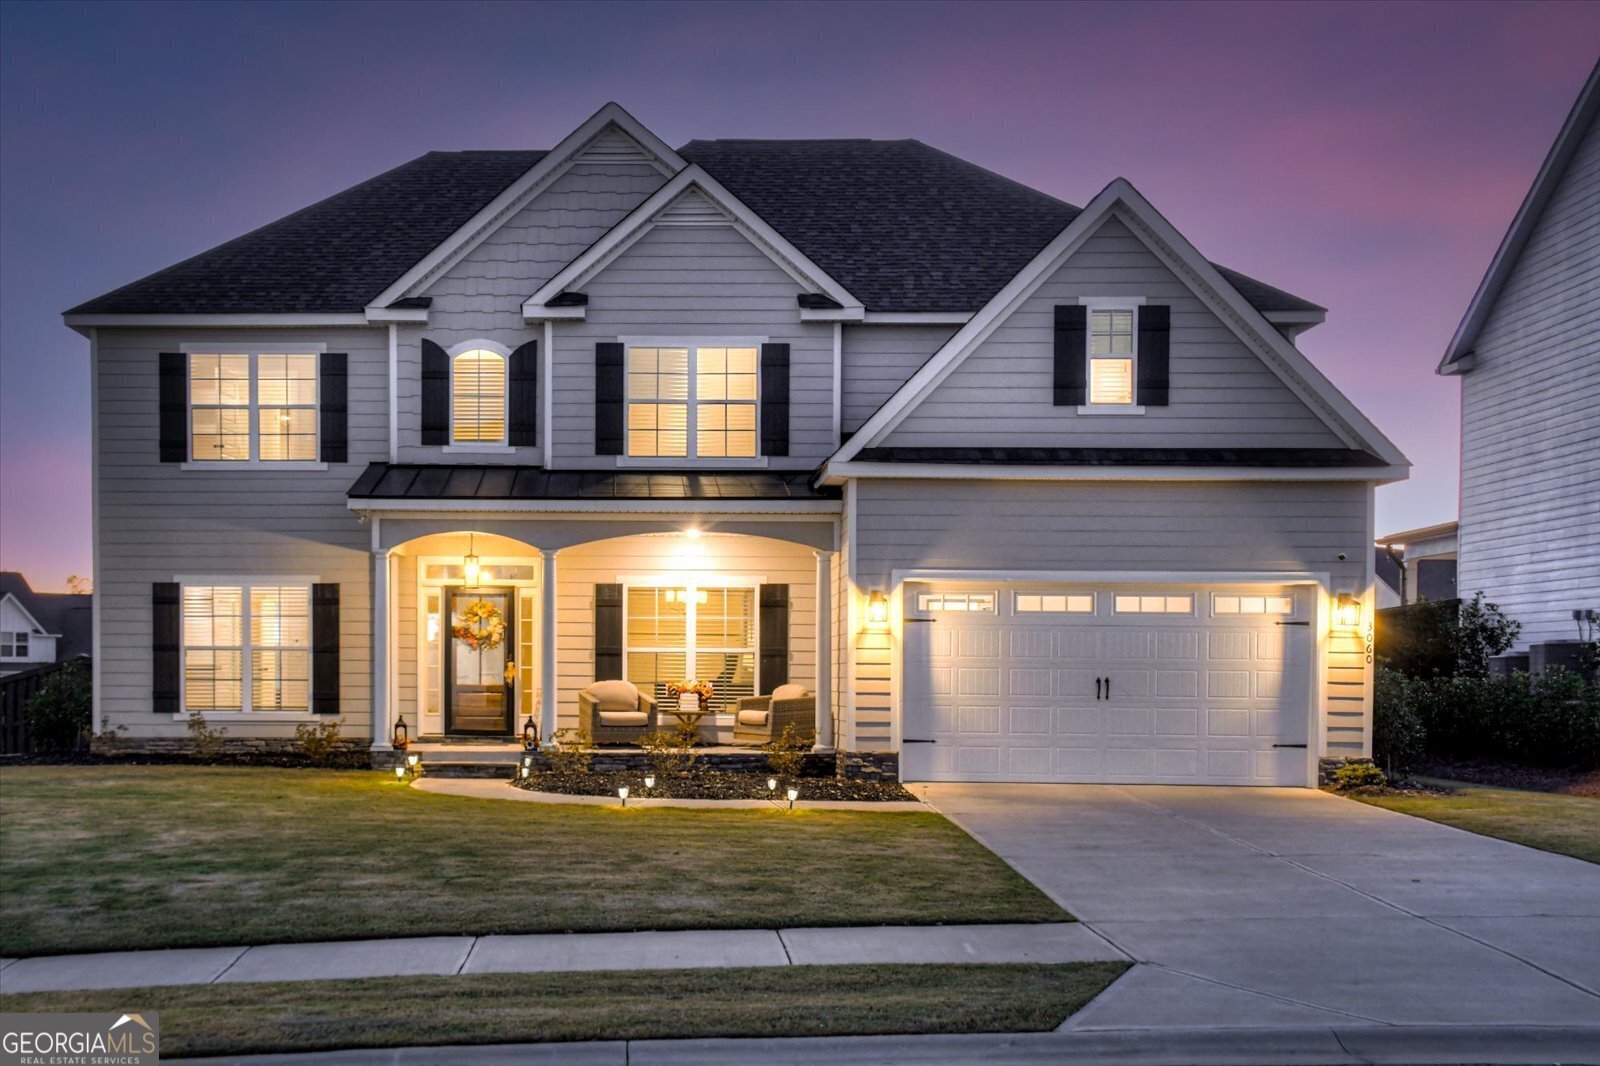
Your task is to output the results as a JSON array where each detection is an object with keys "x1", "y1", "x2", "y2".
[
  {"x1": 539, "y1": 547, "x2": 559, "y2": 746},
  {"x1": 814, "y1": 549, "x2": 835, "y2": 751},
  {"x1": 371, "y1": 548, "x2": 393, "y2": 750}
]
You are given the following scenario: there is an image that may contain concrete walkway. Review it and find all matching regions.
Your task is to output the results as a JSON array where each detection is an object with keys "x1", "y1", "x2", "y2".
[
  {"x1": 0, "y1": 923, "x2": 1121, "y2": 994},
  {"x1": 921, "y1": 784, "x2": 1600, "y2": 1030},
  {"x1": 413, "y1": 776, "x2": 927, "y2": 811}
]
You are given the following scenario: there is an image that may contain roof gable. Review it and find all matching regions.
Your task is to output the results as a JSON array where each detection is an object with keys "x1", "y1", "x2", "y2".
[
  {"x1": 1441, "y1": 60, "x2": 1600, "y2": 373},
  {"x1": 524, "y1": 168, "x2": 862, "y2": 317},
  {"x1": 828, "y1": 179, "x2": 1406, "y2": 472}
]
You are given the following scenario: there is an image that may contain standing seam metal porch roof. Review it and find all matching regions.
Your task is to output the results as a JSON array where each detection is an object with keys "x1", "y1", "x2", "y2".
[{"x1": 347, "y1": 464, "x2": 839, "y2": 502}]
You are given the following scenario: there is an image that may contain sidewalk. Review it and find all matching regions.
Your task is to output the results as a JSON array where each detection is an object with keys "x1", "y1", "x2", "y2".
[
  {"x1": 164, "y1": 1024, "x2": 1600, "y2": 1066},
  {"x1": 0, "y1": 922, "x2": 1121, "y2": 994}
]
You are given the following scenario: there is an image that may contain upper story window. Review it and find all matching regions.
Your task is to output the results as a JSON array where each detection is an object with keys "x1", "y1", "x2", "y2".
[
  {"x1": 1088, "y1": 309, "x2": 1135, "y2": 406},
  {"x1": 189, "y1": 352, "x2": 317, "y2": 462},
  {"x1": 451, "y1": 348, "x2": 507, "y2": 444},
  {"x1": 626, "y1": 345, "x2": 758, "y2": 458},
  {"x1": 0, "y1": 631, "x2": 30, "y2": 658}
]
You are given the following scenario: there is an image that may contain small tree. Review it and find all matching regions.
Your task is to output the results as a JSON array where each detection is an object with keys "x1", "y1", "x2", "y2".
[
  {"x1": 763, "y1": 723, "x2": 810, "y2": 783},
  {"x1": 186, "y1": 711, "x2": 228, "y2": 759},
  {"x1": 547, "y1": 728, "x2": 595, "y2": 774},
  {"x1": 294, "y1": 719, "x2": 344, "y2": 765},
  {"x1": 24, "y1": 660, "x2": 92, "y2": 751},
  {"x1": 1454, "y1": 592, "x2": 1520, "y2": 677}
]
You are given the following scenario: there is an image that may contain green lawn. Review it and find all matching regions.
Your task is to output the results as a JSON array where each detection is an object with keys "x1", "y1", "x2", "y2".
[
  {"x1": 0, "y1": 766, "x2": 1065, "y2": 956},
  {"x1": 0, "y1": 963, "x2": 1129, "y2": 1057},
  {"x1": 1351, "y1": 778, "x2": 1600, "y2": 864}
]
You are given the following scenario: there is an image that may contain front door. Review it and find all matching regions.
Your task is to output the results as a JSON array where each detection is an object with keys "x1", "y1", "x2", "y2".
[{"x1": 445, "y1": 586, "x2": 515, "y2": 736}]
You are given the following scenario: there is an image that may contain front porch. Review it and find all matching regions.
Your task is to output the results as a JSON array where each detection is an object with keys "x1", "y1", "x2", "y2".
[{"x1": 365, "y1": 518, "x2": 841, "y2": 757}]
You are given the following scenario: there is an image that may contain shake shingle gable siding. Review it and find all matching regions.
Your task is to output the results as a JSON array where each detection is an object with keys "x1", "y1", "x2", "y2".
[{"x1": 68, "y1": 142, "x2": 1320, "y2": 317}]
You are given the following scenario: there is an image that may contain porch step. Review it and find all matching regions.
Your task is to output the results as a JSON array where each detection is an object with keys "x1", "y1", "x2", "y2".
[{"x1": 419, "y1": 761, "x2": 519, "y2": 779}]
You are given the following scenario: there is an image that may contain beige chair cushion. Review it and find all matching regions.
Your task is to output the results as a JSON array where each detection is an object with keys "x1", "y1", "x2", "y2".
[
  {"x1": 586, "y1": 679, "x2": 640, "y2": 712},
  {"x1": 736, "y1": 709, "x2": 770, "y2": 727},
  {"x1": 597, "y1": 710, "x2": 649, "y2": 727},
  {"x1": 771, "y1": 683, "x2": 808, "y2": 702}
]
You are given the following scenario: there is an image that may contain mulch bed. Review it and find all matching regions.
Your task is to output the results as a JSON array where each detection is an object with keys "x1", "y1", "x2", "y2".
[
  {"x1": 514, "y1": 769, "x2": 919, "y2": 803},
  {"x1": 1416, "y1": 759, "x2": 1600, "y2": 798}
]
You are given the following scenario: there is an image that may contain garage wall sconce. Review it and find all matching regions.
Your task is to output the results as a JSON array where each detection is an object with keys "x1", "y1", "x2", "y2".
[
  {"x1": 866, "y1": 590, "x2": 889, "y2": 629},
  {"x1": 1333, "y1": 593, "x2": 1361, "y2": 630}
]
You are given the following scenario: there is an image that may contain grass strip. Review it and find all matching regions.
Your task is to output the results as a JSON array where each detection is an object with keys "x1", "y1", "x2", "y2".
[{"x1": 1352, "y1": 778, "x2": 1600, "y2": 864}]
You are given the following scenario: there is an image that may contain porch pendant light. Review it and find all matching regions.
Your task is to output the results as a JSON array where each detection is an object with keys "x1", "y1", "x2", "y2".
[{"x1": 463, "y1": 533, "x2": 481, "y2": 586}]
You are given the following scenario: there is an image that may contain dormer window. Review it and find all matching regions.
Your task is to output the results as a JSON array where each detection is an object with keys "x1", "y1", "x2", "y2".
[
  {"x1": 1088, "y1": 309, "x2": 1136, "y2": 406},
  {"x1": 451, "y1": 348, "x2": 507, "y2": 444}
]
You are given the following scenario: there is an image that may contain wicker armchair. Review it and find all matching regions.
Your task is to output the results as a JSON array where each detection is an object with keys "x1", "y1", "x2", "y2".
[
  {"x1": 578, "y1": 680, "x2": 658, "y2": 745},
  {"x1": 732, "y1": 683, "x2": 816, "y2": 746}
]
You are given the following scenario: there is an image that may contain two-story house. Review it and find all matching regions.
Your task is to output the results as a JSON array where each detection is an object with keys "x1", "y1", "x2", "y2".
[
  {"x1": 1438, "y1": 60, "x2": 1599, "y2": 650},
  {"x1": 65, "y1": 104, "x2": 1406, "y2": 785}
]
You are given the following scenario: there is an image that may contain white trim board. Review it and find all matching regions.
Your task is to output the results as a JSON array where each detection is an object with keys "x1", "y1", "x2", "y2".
[
  {"x1": 523, "y1": 166, "x2": 863, "y2": 319},
  {"x1": 368, "y1": 102, "x2": 686, "y2": 311},
  {"x1": 826, "y1": 177, "x2": 1408, "y2": 471},
  {"x1": 1440, "y1": 59, "x2": 1599, "y2": 373}
]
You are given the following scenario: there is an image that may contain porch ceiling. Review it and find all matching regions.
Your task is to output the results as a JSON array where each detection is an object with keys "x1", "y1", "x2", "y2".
[{"x1": 349, "y1": 463, "x2": 837, "y2": 502}]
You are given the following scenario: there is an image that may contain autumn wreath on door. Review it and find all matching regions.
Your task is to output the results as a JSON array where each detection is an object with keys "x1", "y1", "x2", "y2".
[{"x1": 452, "y1": 599, "x2": 507, "y2": 652}]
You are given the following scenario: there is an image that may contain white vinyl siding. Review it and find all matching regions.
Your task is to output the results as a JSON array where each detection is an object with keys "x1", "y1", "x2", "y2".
[
  {"x1": 839, "y1": 325, "x2": 958, "y2": 434},
  {"x1": 1456, "y1": 107, "x2": 1600, "y2": 648},
  {"x1": 881, "y1": 217, "x2": 1345, "y2": 448}
]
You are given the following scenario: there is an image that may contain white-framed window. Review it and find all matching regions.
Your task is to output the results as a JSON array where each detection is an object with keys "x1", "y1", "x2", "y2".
[
  {"x1": 917, "y1": 592, "x2": 997, "y2": 614},
  {"x1": 188, "y1": 351, "x2": 318, "y2": 462},
  {"x1": 1088, "y1": 308, "x2": 1136, "y2": 406},
  {"x1": 624, "y1": 583, "x2": 757, "y2": 711},
  {"x1": 626, "y1": 344, "x2": 759, "y2": 458},
  {"x1": 451, "y1": 347, "x2": 508, "y2": 444},
  {"x1": 1015, "y1": 592, "x2": 1095, "y2": 614},
  {"x1": 0, "y1": 631, "x2": 29, "y2": 658},
  {"x1": 1213, "y1": 594, "x2": 1295, "y2": 616},
  {"x1": 1114, "y1": 594, "x2": 1193, "y2": 615},
  {"x1": 181, "y1": 583, "x2": 311, "y2": 713}
]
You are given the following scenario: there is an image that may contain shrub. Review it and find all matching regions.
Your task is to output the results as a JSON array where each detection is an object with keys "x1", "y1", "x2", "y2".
[
  {"x1": 763, "y1": 723, "x2": 810, "y2": 782},
  {"x1": 548, "y1": 728, "x2": 594, "y2": 774},
  {"x1": 23, "y1": 660, "x2": 92, "y2": 751},
  {"x1": 294, "y1": 719, "x2": 344, "y2": 765},
  {"x1": 638, "y1": 728, "x2": 697, "y2": 779},
  {"x1": 1454, "y1": 592, "x2": 1521, "y2": 676},
  {"x1": 1377, "y1": 592, "x2": 1520, "y2": 679},
  {"x1": 1372, "y1": 665, "x2": 1427, "y2": 774},
  {"x1": 1400, "y1": 668, "x2": 1599, "y2": 771},
  {"x1": 185, "y1": 711, "x2": 228, "y2": 759},
  {"x1": 1330, "y1": 761, "x2": 1388, "y2": 791}
]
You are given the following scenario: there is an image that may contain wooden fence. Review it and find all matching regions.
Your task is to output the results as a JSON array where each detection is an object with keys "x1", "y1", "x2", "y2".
[{"x1": 0, "y1": 658, "x2": 88, "y2": 755}]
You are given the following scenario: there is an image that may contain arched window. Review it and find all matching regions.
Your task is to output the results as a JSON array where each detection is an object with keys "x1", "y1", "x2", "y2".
[{"x1": 451, "y1": 348, "x2": 506, "y2": 444}]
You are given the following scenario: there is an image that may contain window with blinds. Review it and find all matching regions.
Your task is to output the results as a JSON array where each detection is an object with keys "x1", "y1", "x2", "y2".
[
  {"x1": 189, "y1": 353, "x2": 318, "y2": 461},
  {"x1": 451, "y1": 349, "x2": 508, "y2": 443},
  {"x1": 183, "y1": 584, "x2": 310, "y2": 712},
  {"x1": 626, "y1": 345, "x2": 759, "y2": 458},
  {"x1": 625, "y1": 585, "x2": 756, "y2": 712},
  {"x1": 1088, "y1": 309, "x2": 1136, "y2": 405}
]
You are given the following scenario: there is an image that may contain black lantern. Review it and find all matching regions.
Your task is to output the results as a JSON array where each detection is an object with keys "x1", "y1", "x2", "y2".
[
  {"x1": 393, "y1": 717, "x2": 409, "y2": 750},
  {"x1": 522, "y1": 715, "x2": 540, "y2": 751}
]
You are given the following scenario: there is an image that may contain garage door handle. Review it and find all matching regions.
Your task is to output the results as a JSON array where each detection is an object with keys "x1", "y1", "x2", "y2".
[
  {"x1": 903, "y1": 738, "x2": 937, "y2": 744},
  {"x1": 1276, "y1": 620, "x2": 1310, "y2": 626},
  {"x1": 1272, "y1": 743, "x2": 1308, "y2": 749},
  {"x1": 1095, "y1": 677, "x2": 1103, "y2": 700},
  {"x1": 1104, "y1": 677, "x2": 1111, "y2": 700}
]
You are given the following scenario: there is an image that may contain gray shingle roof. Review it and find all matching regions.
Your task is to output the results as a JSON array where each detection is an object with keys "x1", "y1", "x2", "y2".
[{"x1": 68, "y1": 140, "x2": 1321, "y2": 316}]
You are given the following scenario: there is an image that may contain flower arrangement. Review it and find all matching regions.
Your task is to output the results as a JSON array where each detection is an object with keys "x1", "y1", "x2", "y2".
[
  {"x1": 666, "y1": 680, "x2": 714, "y2": 701},
  {"x1": 452, "y1": 598, "x2": 507, "y2": 652}
]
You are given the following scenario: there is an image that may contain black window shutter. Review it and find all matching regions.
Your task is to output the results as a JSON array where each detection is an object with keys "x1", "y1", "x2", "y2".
[
  {"x1": 509, "y1": 341, "x2": 539, "y2": 447},
  {"x1": 595, "y1": 343, "x2": 625, "y2": 455},
  {"x1": 152, "y1": 582, "x2": 180, "y2": 714},
  {"x1": 758, "y1": 584, "x2": 790, "y2": 692},
  {"x1": 1053, "y1": 306, "x2": 1087, "y2": 407},
  {"x1": 760, "y1": 343, "x2": 790, "y2": 457},
  {"x1": 421, "y1": 340, "x2": 448, "y2": 445},
  {"x1": 159, "y1": 353, "x2": 188, "y2": 462},
  {"x1": 594, "y1": 584, "x2": 623, "y2": 680},
  {"x1": 1137, "y1": 304, "x2": 1171, "y2": 407},
  {"x1": 320, "y1": 353, "x2": 348, "y2": 463},
  {"x1": 312, "y1": 584, "x2": 340, "y2": 715}
]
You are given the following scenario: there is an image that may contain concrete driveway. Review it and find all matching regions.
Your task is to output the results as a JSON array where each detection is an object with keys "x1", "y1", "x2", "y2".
[{"x1": 921, "y1": 784, "x2": 1600, "y2": 1029}]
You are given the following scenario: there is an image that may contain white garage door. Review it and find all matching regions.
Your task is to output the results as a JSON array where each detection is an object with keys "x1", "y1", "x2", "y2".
[{"x1": 901, "y1": 583, "x2": 1314, "y2": 786}]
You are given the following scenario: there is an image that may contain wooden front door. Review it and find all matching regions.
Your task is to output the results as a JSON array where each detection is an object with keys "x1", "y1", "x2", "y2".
[{"x1": 444, "y1": 586, "x2": 515, "y2": 736}]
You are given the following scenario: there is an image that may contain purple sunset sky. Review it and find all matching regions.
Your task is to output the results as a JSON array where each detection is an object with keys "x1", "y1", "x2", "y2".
[{"x1": 2, "y1": 1, "x2": 1597, "y2": 590}]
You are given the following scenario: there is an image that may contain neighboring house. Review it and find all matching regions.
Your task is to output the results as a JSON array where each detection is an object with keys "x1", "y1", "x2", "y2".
[
  {"x1": 0, "y1": 572, "x2": 91, "y2": 675},
  {"x1": 1375, "y1": 521, "x2": 1459, "y2": 606},
  {"x1": 1439, "y1": 61, "x2": 1600, "y2": 649},
  {"x1": 64, "y1": 103, "x2": 1406, "y2": 786}
]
